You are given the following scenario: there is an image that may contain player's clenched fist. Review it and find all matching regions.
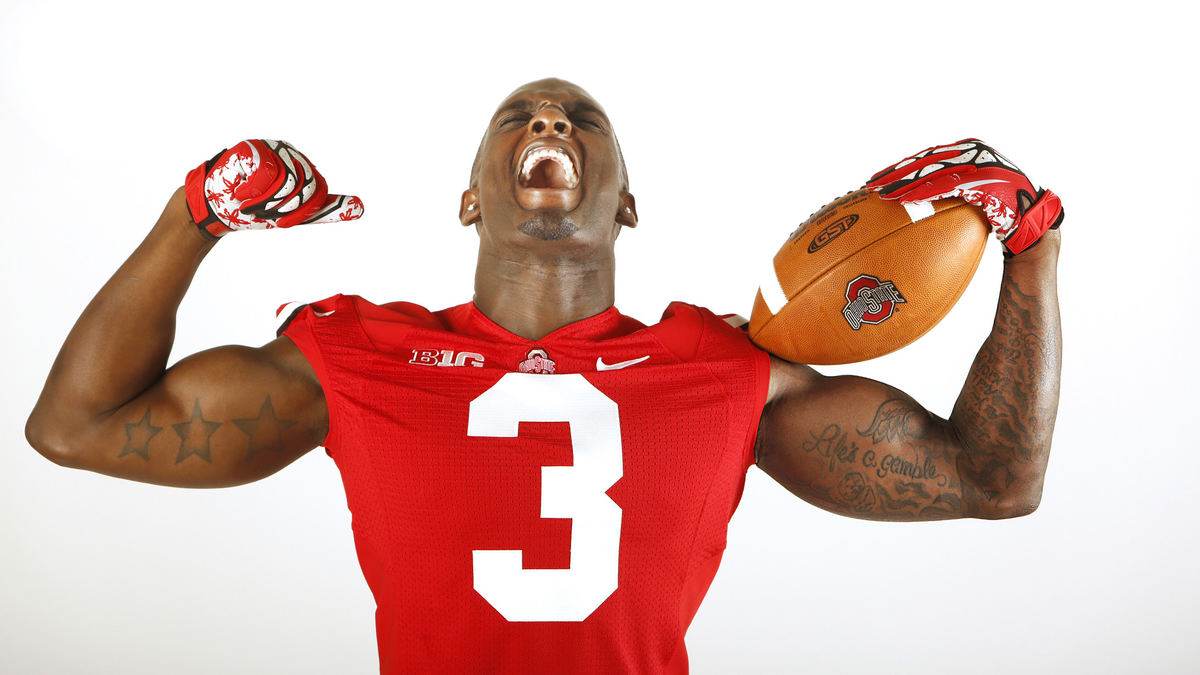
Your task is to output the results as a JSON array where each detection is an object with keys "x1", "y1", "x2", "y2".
[
  {"x1": 864, "y1": 139, "x2": 1063, "y2": 256},
  {"x1": 185, "y1": 139, "x2": 364, "y2": 238}
]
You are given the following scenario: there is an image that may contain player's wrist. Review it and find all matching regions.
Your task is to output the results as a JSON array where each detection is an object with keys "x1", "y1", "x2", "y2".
[
  {"x1": 165, "y1": 186, "x2": 220, "y2": 250},
  {"x1": 1003, "y1": 229, "x2": 1060, "y2": 268},
  {"x1": 183, "y1": 149, "x2": 231, "y2": 239}
]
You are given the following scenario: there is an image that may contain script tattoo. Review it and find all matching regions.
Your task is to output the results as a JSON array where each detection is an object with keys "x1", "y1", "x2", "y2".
[
  {"x1": 233, "y1": 396, "x2": 298, "y2": 461},
  {"x1": 172, "y1": 399, "x2": 222, "y2": 463},
  {"x1": 795, "y1": 404, "x2": 958, "y2": 519},
  {"x1": 802, "y1": 425, "x2": 860, "y2": 471},
  {"x1": 865, "y1": 449, "x2": 946, "y2": 485},
  {"x1": 119, "y1": 408, "x2": 161, "y2": 461}
]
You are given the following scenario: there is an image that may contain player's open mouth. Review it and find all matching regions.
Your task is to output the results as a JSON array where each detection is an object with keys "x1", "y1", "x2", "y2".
[
  {"x1": 517, "y1": 144, "x2": 580, "y2": 190},
  {"x1": 514, "y1": 142, "x2": 582, "y2": 211}
]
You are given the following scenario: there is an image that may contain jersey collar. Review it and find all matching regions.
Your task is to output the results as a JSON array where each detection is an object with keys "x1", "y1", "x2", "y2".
[{"x1": 459, "y1": 302, "x2": 630, "y2": 343}]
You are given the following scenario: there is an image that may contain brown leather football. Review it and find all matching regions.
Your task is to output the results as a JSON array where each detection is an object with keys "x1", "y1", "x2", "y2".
[{"x1": 749, "y1": 188, "x2": 989, "y2": 365}]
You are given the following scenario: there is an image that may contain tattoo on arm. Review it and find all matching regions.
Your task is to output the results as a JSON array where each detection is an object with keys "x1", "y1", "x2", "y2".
[
  {"x1": 919, "y1": 493, "x2": 963, "y2": 519},
  {"x1": 853, "y1": 398, "x2": 959, "y2": 519},
  {"x1": 835, "y1": 473, "x2": 875, "y2": 513},
  {"x1": 116, "y1": 396, "x2": 301, "y2": 465},
  {"x1": 858, "y1": 398, "x2": 923, "y2": 444},
  {"x1": 172, "y1": 399, "x2": 222, "y2": 463},
  {"x1": 764, "y1": 251, "x2": 1058, "y2": 521},
  {"x1": 894, "y1": 481, "x2": 930, "y2": 499},
  {"x1": 801, "y1": 425, "x2": 861, "y2": 473},
  {"x1": 782, "y1": 398, "x2": 962, "y2": 520},
  {"x1": 233, "y1": 396, "x2": 298, "y2": 461},
  {"x1": 951, "y1": 266, "x2": 1060, "y2": 513},
  {"x1": 120, "y1": 408, "x2": 161, "y2": 461}
]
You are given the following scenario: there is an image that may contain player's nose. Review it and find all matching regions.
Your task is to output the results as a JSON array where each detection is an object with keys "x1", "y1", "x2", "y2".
[{"x1": 529, "y1": 104, "x2": 572, "y2": 136}]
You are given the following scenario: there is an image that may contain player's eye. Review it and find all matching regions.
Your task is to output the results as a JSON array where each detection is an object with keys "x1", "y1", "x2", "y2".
[
  {"x1": 497, "y1": 114, "x2": 530, "y2": 129},
  {"x1": 576, "y1": 117, "x2": 605, "y2": 131}
]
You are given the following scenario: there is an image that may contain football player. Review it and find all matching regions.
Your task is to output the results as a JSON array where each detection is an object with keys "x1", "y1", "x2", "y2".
[{"x1": 26, "y1": 78, "x2": 1062, "y2": 674}]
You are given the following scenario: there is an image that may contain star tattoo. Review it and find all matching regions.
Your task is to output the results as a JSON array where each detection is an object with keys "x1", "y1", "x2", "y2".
[
  {"x1": 119, "y1": 408, "x2": 161, "y2": 460},
  {"x1": 172, "y1": 399, "x2": 222, "y2": 463},
  {"x1": 233, "y1": 396, "x2": 298, "y2": 460}
]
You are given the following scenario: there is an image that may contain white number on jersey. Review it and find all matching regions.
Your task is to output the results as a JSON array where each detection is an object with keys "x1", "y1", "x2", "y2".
[{"x1": 468, "y1": 373, "x2": 623, "y2": 622}]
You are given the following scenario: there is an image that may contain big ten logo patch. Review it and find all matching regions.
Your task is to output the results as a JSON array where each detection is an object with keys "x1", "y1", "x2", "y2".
[
  {"x1": 410, "y1": 349, "x2": 485, "y2": 368},
  {"x1": 842, "y1": 274, "x2": 906, "y2": 330}
]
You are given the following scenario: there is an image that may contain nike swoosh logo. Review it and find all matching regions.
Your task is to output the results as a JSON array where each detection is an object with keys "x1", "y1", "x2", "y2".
[
  {"x1": 314, "y1": 310, "x2": 336, "y2": 317},
  {"x1": 596, "y1": 355, "x2": 650, "y2": 371}
]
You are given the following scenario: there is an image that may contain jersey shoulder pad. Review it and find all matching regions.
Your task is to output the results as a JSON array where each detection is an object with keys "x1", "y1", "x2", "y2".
[{"x1": 275, "y1": 294, "x2": 348, "y2": 336}]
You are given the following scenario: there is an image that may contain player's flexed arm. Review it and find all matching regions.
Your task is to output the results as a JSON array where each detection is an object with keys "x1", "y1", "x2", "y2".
[
  {"x1": 756, "y1": 141, "x2": 1062, "y2": 520},
  {"x1": 25, "y1": 141, "x2": 363, "y2": 488}
]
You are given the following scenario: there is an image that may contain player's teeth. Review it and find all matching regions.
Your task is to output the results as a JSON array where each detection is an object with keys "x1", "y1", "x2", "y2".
[{"x1": 520, "y1": 147, "x2": 578, "y2": 188}]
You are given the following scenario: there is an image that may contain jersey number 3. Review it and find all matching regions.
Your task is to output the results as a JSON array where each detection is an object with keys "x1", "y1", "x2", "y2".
[{"x1": 468, "y1": 373, "x2": 623, "y2": 622}]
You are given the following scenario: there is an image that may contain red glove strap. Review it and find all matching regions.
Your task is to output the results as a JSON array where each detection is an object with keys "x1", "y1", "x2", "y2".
[
  {"x1": 184, "y1": 152, "x2": 234, "y2": 238},
  {"x1": 185, "y1": 162, "x2": 212, "y2": 226},
  {"x1": 1003, "y1": 189, "x2": 1063, "y2": 255}
]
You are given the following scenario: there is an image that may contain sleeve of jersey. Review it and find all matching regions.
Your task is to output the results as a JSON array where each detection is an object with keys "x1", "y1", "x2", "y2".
[
  {"x1": 275, "y1": 295, "x2": 349, "y2": 450},
  {"x1": 679, "y1": 303, "x2": 772, "y2": 470}
]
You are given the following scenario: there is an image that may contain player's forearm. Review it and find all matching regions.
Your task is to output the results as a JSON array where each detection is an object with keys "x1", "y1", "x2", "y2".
[
  {"x1": 949, "y1": 231, "x2": 1062, "y2": 518},
  {"x1": 28, "y1": 188, "x2": 216, "y2": 446}
]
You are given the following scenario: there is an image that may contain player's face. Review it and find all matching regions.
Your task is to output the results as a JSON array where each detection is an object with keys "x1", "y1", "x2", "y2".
[{"x1": 462, "y1": 79, "x2": 636, "y2": 250}]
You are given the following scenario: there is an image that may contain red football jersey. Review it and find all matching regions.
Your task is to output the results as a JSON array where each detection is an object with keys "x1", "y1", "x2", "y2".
[{"x1": 280, "y1": 295, "x2": 770, "y2": 674}]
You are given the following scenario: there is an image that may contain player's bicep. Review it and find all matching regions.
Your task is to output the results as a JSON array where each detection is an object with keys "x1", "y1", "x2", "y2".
[
  {"x1": 68, "y1": 338, "x2": 327, "y2": 488},
  {"x1": 756, "y1": 357, "x2": 965, "y2": 521}
]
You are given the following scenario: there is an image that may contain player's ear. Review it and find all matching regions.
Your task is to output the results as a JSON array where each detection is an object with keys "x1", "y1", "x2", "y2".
[
  {"x1": 616, "y1": 191, "x2": 637, "y2": 228},
  {"x1": 459, "y1": 189, "x2": 481, "y2": 227}
]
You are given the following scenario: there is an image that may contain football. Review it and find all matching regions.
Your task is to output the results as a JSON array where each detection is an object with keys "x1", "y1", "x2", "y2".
[{"x1": 749, "y1": 188, "x2": 989, "y2": 365}]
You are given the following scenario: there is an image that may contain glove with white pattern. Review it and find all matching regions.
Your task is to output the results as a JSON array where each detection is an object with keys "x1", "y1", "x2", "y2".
[
  {"x1": 185, "y1": 139, "x2": 364, "y2": 238},
  {"x1": 864, "y1": 139, "x2": 1063, "y2": 256}
]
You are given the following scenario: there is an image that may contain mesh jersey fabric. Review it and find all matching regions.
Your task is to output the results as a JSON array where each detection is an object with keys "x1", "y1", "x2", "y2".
[{"x1": 279, "y1": 294, "x2": 771, "y2": 674}]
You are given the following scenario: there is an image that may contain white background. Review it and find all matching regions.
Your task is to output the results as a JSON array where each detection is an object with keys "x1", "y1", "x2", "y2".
[{"x1": 3, "y1": 1, "x2": 1197, "y2": 672}]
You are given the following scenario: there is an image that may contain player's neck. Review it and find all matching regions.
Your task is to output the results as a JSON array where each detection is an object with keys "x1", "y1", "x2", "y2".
[{"x1": 472, "y1": 248, "x2": 616, "y2": 341}]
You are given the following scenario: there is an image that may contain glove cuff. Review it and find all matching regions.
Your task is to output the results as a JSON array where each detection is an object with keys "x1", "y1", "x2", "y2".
[
  {"x1": 184, "y1": 152, "x2": 232, "y2": 240},
  {"x1": 1003, "y1": 189, "x2": 1064, "y2": 256}
]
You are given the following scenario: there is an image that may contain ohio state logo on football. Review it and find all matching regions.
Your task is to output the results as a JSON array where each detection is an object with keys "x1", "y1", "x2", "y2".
[{"x1": 842, "y1": 274, "x2": 906, "y2": 330}]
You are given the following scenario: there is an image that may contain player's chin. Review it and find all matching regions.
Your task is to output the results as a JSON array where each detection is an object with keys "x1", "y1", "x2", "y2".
[
  {"x1": 515, "y1": 185, "x2": 582, "y2": 212},
  {"x1": 517, "y1": 212, "x2": 580, "y2": 241}
]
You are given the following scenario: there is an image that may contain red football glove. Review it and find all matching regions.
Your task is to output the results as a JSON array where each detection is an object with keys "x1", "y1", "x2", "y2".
[
  {"x1": 864, "y1": 139, "x2": 1063, "y2": 256},
  {"x1": 185, "y1": 139, "x2": 364, "y2": 238}
]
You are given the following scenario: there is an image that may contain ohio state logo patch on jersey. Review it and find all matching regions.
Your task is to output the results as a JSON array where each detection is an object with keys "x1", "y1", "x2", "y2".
[
  {"x1": 842, "y1": 274, "x2": 906, "y2": 330},
  {"x1": 518, "y1": 348, "x2": 556, "y2": 374}
]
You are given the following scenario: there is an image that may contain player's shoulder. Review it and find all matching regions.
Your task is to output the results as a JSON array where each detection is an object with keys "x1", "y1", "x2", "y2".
[
  {"x1": 656, "y1": 301, "x2": 751, "y2": 337},
  {"x1": 646, "y1": 301, "x2": 759, "y2": 362},
  {"x1": 276, "y1": 294, "x2": 450, "y2": 338}
]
